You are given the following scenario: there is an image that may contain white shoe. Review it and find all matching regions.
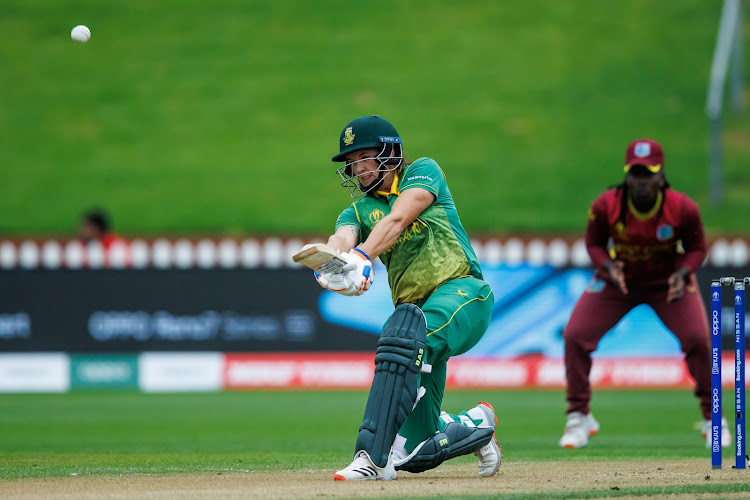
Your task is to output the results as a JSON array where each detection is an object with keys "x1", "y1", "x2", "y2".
[
  {"x1": 467, "y1": 401, "x2": 502, "y2": 477},
  {"x1": 559, "y1": 412, "x2": 600, "y2": 449},
  {"x1": 702, "y1": 417, "x2": 732, "y2": 449},
  {"x1": 333, "y1": 450, "x2": 397, "y2": 481}
]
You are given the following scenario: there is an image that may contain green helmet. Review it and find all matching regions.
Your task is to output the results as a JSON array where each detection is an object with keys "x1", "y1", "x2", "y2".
[
  {"x1": 332, "y1": 115, "x2": 404, "y2": 198},
  {"x1": 331, "y1": 115, "x2": 402, "y2": 162}
]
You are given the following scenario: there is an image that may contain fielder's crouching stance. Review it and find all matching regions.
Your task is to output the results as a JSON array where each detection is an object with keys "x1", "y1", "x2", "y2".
[{"x1": 303, "y1": 115, "x2": 501, "y2": 481}]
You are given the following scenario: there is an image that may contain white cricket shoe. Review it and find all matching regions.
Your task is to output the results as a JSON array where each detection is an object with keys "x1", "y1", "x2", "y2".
[
  {"x1": 702, "y1": 417, "x2": 732, "y2": 449},
  {"x1": 466, "y1": 401, "x2": 502, "y2": 477},
  {"x1": 333, "y1": 450, "x2": 397, "y2": 481},
  {"x1": 559, "y1": 411, "x2": 600, "y2": 449}
]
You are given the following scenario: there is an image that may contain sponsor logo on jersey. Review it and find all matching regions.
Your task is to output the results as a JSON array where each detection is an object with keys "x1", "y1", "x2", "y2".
[
  {"x1": 343, "y1": 126, "x2": 356, "y2": 146},
  {"x1": 656, "y1": 224, "x2": 673, "y2": 241},
  {"x1": 634, "y1": 141, "x2": 651, "y2": 157},
  {"x1": 407, "y1": 175, "x2": 434, "y2": 182},
  {"x1": 368, "y1": 209, "x2": 384, "y2": 224}
]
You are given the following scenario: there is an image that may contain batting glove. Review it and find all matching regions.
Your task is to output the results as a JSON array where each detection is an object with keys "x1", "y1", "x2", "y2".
[
  {"x1": 339, "y1": 248, "x2": 374, "y2": 296},
  {"x1": 314, "y1": 248, "x2": 373, "y2": 296}
]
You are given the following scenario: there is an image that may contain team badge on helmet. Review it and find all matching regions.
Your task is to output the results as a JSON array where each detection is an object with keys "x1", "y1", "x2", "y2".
[{"x1": 343, "y1": 127, "x2": 356, "y2": 146}]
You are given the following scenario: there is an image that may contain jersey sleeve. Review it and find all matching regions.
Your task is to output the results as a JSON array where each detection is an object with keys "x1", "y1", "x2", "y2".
[
  {"x1": 678, "y1": 196, "x2": 707, "y2": 272},
  {"x1": 399, "y1": 158, "x2": 446, "y2": 198},
  {"x1": 335, "y1": 204, "x2": 362, "y2": 233},
  {"x1": 585, "y1": 192, "x2": 613, "y2": 268}
]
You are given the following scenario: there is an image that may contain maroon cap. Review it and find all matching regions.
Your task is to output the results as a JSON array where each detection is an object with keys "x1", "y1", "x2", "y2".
[{"x1": 624, "y1": 138, "x2": 664, "y2": 173}]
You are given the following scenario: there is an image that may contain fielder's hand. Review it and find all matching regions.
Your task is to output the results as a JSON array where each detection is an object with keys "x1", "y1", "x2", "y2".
[
  {"x1": 314, "y1": 248, "x2": 373, "y2": 296},
  {"x1": 603, "y1": 259, "x2": 628, "y2": 295}
]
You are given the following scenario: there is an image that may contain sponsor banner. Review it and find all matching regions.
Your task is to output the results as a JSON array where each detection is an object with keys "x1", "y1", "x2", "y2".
[
  {"x1": 70, "y1": 354, "x2": 138, "y2": 390},
  {"x1": 446, "y1": 357, "x2": 695, "y2": 388},
  {"x1": 224, "y1": 353, "x2": 375, "y2": 389},
  {"x1": 449, "y1": 355, "x2": 746, "y2": 388},
  {"x1": 223, "y1": 353, "x2": 748, "y2": 389},
  {"x1": 139, "y1": 352, "x2": 223, "y2": 392},
  {"x1": 0, "y1": 265, "x2": 744, "y2": 356},
  {"x1": 0, "y1": 353, "x2": 69, "y2": 392},
  {"x1": 0, "y1": 270, "x2": 376, "y2": 352}
]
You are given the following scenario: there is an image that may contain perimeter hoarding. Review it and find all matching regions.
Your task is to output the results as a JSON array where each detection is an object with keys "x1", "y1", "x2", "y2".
[
  {"x1": 0, "y1": 265, "x2": 746, "y2": 356},
  {"x1": 0, "y1": 269, "x2": 376, "y2": 353}
]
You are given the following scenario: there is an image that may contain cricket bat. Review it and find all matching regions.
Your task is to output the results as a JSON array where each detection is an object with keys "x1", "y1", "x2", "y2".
[{"x1": 292, "y1": 243, "x2": 348, "y2": 273}]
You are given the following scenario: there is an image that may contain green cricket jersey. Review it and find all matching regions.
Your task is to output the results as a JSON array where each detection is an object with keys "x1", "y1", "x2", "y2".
[{"x1": 335, "y1": 157, "x2": 482, "y2": 305}]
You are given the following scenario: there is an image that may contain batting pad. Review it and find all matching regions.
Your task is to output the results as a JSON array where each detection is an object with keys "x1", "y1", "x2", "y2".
[
  {"x1": 394, "y1": 422, "x2": 494, "y2": 473},
  {"x1": 354, "y1": 303, "x2": 427, "y2": 468}
]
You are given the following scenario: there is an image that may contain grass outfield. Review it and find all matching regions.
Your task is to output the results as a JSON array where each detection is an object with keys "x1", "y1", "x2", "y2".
[
  {"x1": 1, "y1": 1, "x2": 748, "y2": 237},
  {"x1": 3, "y1": 390, "x2": 750, "y2": 498},
  {"x1": 0, "y1": 389, "x2": 743, "y2": 478}
]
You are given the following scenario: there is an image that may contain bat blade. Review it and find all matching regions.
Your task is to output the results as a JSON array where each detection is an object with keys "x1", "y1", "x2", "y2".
[{"x1": 292, "y1": 243, "x2": 347, "y2": 273}]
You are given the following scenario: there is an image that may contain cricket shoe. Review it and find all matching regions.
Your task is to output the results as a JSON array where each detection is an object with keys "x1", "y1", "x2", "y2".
[
  {"x1": 702, "y1": 417, "x2": 732, "y2": 449},
  {"x1": 466, "y1": 401, "x2": 502, "y2": 477},
  {"x1": 333, "y1": 450, "x2": 397, "y2": 481},
  {"x1": 558, "y1": 411, "x2": 600, "y2": 449}
]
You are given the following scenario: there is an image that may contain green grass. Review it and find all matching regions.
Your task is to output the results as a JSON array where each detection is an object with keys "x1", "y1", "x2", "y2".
[
  {"x1": 1, "y1": 1, "x2": 748, "y2": 237},
  {"x1": 0, "y1": 389, "x2": 739, "y2": 479}
]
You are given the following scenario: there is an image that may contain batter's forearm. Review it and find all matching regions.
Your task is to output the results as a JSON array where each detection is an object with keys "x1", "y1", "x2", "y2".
[
  {"x1": 327, "y1": 236, "x2": 352, "y2": 253},
  {"x1": 327, "y1": 226, "x2": 359, "y2": 253},
  {"x1": 359, "y1": 215, "x2": 405, "y2": 260}
]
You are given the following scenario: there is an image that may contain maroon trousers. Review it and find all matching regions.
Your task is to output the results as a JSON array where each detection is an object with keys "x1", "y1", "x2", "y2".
[{"x1": 563, "y1": 274, "x2": 711, "y2": 419}]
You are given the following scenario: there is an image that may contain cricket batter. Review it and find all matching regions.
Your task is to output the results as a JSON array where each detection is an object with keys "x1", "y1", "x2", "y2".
[
  {"x1": 308, "y1": 115, "x2": 501, "y2": 480},
  {"x1": 559, "y1": 138, "x2": 731, "y2": 449}
]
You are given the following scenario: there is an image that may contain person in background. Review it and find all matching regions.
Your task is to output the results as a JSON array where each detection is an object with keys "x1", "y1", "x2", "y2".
[
  {"x1": 558, "y1": 138, "x2": 731, "y2": 449},
  {"x1": 79, "y1": 208, "x2": 130, "y2": 267}
]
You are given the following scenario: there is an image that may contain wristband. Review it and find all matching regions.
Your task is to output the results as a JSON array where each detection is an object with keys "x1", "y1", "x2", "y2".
[{"x1": 352, "y1": 248, "x2": 370, "y2": 260}]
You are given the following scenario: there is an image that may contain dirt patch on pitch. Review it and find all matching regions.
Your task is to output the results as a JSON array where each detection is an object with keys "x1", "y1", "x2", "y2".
[{"x1": 1, "y1": 460, "x2": 747, "y2": 499}]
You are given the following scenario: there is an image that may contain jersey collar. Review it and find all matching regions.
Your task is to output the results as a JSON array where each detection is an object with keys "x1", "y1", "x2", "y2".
[
  {"x1": 374, "y1": 171, "x2": 400, "y2": 197},
  {"x1": 627, "y1": 190, "x2": 663, "y2": 220}
]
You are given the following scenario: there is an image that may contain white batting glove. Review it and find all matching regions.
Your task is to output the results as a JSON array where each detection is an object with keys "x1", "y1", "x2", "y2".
[
  {"x1": 313, "y1": 248, "x2": 374, "y2": 296},
  {"x1": 315, "y1": 270, "x2": 358, "y2": 296},
  {"x1": 339, "y1": 248, "x2": 374, "y2": 296}
]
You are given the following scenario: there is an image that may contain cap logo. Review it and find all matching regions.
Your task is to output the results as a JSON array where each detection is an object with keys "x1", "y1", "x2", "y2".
[
  {"x1": 634, "y1": 142, "x2": 651, "y2": 158},
  {"x1": 343, "y1": 127, "x2": 356, "y2": 146}
]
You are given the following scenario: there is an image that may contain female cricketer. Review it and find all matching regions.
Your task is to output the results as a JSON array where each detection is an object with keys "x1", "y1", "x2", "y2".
[
  {"x1": 559, "y1": 138, "x2": 731, "y2": 449},
  {"x1": 308, "y1": 115, "x2": 501, "y2": 480}
]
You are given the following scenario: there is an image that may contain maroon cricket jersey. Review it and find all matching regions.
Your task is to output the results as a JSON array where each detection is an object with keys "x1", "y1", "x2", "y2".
[{"x1": 586, "y1": 187, "x2": 706, "y2": 287}]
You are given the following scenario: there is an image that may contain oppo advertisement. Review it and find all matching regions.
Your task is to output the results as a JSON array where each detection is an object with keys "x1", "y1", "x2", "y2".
[{"x1": 0, "y1": 265, "x2": 746, "y2": 355}]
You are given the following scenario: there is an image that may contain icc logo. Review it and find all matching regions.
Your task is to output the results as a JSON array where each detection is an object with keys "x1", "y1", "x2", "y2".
[
  {"x1": 369, "y1": 210, "x2": 384, "y2": 224},
  {"x1": 712, "y1": 292, "x2": 720, "y2": 300},
  {"x1": 737, "y1": 295, "x2": 743, "y2": 304}
]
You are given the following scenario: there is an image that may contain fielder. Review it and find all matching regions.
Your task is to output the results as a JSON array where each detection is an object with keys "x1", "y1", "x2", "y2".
[
  {"x1": 559, "y1": 138, "x2": 731, "y2": 449},
  {"x1": 308, "y1": 115, "x2": 501, "y2": 480}
]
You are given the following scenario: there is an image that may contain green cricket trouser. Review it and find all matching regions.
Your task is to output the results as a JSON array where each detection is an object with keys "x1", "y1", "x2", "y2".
[{"x1": 394, "y1": 276, "x2": 494, "y2": 452}]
